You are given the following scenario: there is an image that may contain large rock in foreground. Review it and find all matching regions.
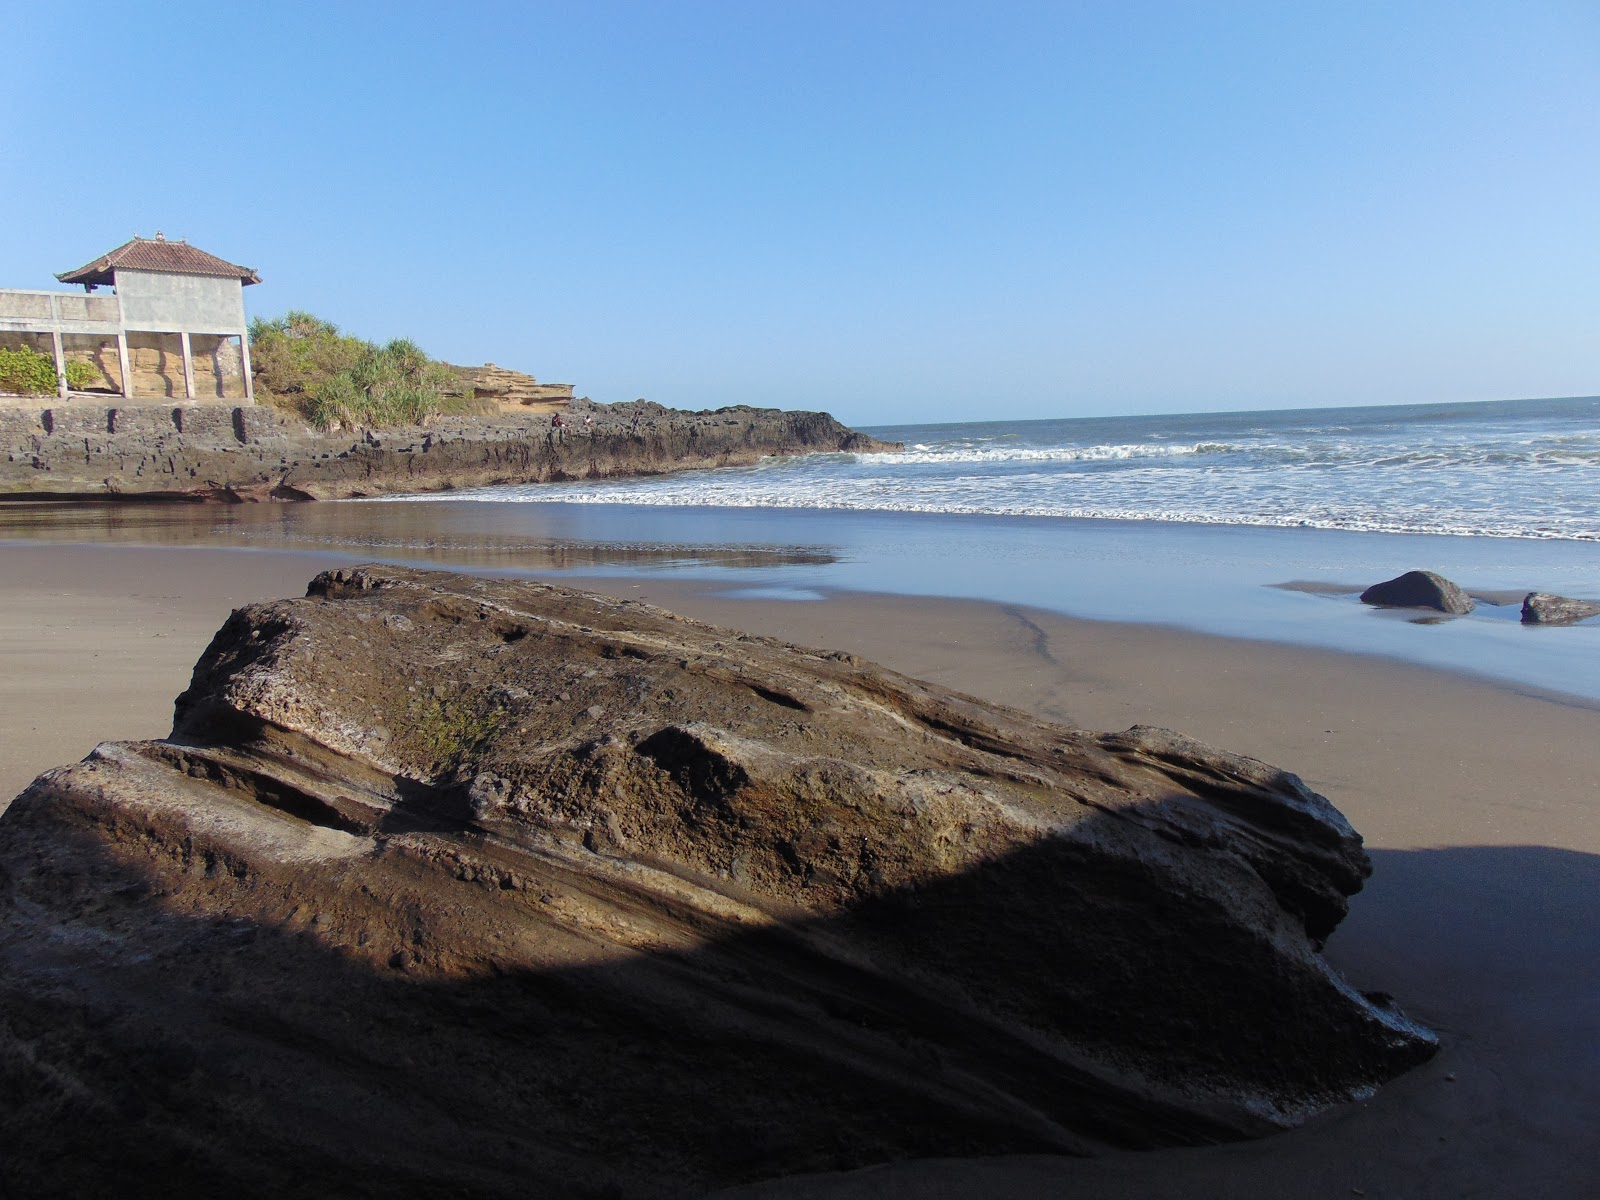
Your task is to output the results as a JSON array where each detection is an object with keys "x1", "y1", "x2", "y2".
[{"x1": 0, "y1": 567, "x2": 1434, "y2": 1197}]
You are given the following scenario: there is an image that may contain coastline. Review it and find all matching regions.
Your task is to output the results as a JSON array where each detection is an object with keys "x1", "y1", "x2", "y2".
[
  {"x1": 1, "y1": 542, "x2": 1596, "y2": 1196},
  {"x1": 0, "y1": 400, "x2": 897, "y2": 501},
  {"x1": 7, "y1": 495, "x2": 1599, "y2": 702}
]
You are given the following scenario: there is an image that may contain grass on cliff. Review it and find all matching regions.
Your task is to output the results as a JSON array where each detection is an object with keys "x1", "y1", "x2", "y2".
[{"x1": 249, "y1": 311, "x2": 492, "y2": 429}]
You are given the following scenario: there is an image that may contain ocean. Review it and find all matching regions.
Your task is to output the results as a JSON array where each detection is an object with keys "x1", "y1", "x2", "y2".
[
  {"x1": 410, "y1": 395, "x2": 1600, "y2": 541},
  {"x1": 6, "y1": 395, "x2": 1599, "y2": 699}
]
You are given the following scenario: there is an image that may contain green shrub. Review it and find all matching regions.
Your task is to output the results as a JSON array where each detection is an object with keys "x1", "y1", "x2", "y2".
[
  {"x1": 304, "y1": 340, "x2": 481, "y2": 429},
  {"x1": 249, "y1": 310, "x2": 489, "y2": 429},
  {"x1": 0, "y1": 346, "x2": 107, "y2": 394},
  {"x1": 65, "y1": 359, "x2": 99, "y2": 390},
  {"x1": 0, "y1": 345, "x2": 59, "y2": 396},
  {"x1": 248, "y1": 310, "x2": 368, "y2": 400}
]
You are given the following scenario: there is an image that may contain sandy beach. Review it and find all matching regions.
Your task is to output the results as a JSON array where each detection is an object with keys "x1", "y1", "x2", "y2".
[{"x1": 1, "y1": 542, "x2": 1596, "y2": 1198}]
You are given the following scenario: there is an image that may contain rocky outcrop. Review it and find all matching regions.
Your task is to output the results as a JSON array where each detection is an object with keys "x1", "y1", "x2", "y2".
[
  {"x1": 1360, "y1": 569, "x2": 1474, "y2": 614},
  {"x1": 0, "y1": 398, "x2": 899, "y2": 501},
  {"x1": 453, "y1": 362, "x2": 575, "y2": 409},
  {"x1": 0, "y1": 567, "x2": 1435, "y2": 1198},
  {"x1": 1521, "y1": 592, "x2": 1600, "y2": 626}
]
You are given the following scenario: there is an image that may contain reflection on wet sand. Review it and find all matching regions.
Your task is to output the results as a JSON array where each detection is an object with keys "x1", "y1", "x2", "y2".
[{"x1": 0, "y1": 501, "x2": 838, "y2": 573}]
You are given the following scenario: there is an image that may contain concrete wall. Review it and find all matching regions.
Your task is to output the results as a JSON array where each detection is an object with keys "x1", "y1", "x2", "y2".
[
  {"x1": 0, "y1": 331, "x2": 53, "y2": 354},
  {"x1": 115, "y1": 270, "x2": 246, "y2": 334},
  {"x1": 0, "y1": 289, "x2": 122, "y2": 336},
  {"x1": 0, "y1": 293, "x2": 53, "y2": 321},
  {"x1": 53, "y1": 294, "x2": 122, "y2": 324}
]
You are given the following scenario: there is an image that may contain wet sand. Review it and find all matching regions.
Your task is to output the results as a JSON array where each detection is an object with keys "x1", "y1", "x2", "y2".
[{"x1": 1, "y1": 543, "x2": 1596, "y2": 1198}]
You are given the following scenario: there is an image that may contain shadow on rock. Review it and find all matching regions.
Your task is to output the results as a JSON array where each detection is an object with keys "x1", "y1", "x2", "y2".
[
  {"x1": 702, "y1": 844, "x2": 1600, "y2": 1200},
  {"x1": 0, "y1": 566, "x2": 1442, "y2": 1198}
]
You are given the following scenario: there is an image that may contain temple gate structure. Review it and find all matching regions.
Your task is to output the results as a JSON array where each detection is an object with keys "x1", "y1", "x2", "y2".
[{"x1": 0, "y1": 234, "x2": 259, "y2": 402}]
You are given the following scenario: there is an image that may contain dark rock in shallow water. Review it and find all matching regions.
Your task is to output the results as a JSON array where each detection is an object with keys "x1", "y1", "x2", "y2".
[
  {"x1": 1360, "y1": 570, "x2": 1474, "y2": 614},
  {"x1": 1521, "y1": 592, "x2": 1600, "y2": 626},
  {"x1": 0, "y1": 566, "x2": 1435, "y2": 1197}
]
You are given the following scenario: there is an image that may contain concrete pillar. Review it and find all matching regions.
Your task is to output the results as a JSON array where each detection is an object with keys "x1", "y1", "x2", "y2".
[
  {"x1": 179, "y1": 331, "x2": 196, "y2": 400},
  {"x1": 115, "y1": 333, "x2": 133, "y2": 399},
  {"x1": 239, "y1": 332, "x2": 255, "y2": 402},
  {"x1": 50, "y1": 330, "x2": 67, "y2": 399}
]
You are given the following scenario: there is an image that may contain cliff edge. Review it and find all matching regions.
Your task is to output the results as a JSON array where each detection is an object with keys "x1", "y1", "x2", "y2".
[{"x1": 0, "y1": 398, "x2": 899, "y2": 501}]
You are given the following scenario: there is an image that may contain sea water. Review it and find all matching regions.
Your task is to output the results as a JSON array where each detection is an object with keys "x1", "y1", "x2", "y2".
[
  {"x1": 421, "y1": 395, "x2": 1600, "y2": 541},
  {"x1": 374, "y1": 395, "x2": 1600, "y2": 698},
  {"x1": 6, "y1": 396, "x2": 1598, "y2": 699}
]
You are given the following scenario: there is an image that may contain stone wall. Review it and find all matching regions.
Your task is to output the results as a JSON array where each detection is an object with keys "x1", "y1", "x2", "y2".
[
  {"x1": 0, "y1": 399, "x2": 899, "y2": 500},
  {"x1": 61, "y1": 336, "x2": 123, "y2": 393},
  {"x1": 126, "y1": 332, "x2": 185, "y2": 398},
  {"x1": 0, "y1": 331, "x2": 53, "y2": 357},
  {"x1": 191, "y1": 334, "x2": 247, "y2": 400}
]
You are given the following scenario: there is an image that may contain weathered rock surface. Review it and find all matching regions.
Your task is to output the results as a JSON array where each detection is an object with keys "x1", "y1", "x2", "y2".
[
  {"x1": 0, "y1": 398, "x2": 898, "y2": 501},
  {"x1": 1360, "y1": 569, "x2": 1474, "y2": 614},
  {"x1": 452, "y1": 362, "x2": 576, "y2": 409},
  {"x1": 1521, "y1": 591, "x2": 1600, "y2": 626},
  {"x1": 0, "y1": 567, "x2": 1434, "y2": 1197}
]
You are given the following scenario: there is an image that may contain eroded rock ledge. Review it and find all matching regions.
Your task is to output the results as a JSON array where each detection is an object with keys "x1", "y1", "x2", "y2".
[
  {"x1": 0, "y1": 567, "x2": 1434, "y2": 1197},
  {"x1": 0, "y1": 399, "x2": 898, "y2": 501}
]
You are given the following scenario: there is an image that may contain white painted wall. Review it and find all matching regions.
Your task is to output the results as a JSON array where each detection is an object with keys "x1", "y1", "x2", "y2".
[{"x1": 115, "y1": 270, "x2": 246, "y2": 334}]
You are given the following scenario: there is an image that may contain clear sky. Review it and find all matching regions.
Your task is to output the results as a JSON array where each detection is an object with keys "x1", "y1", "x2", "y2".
[{"x1": 5, "y1": 2, "x2": 1596, "y2": 425}]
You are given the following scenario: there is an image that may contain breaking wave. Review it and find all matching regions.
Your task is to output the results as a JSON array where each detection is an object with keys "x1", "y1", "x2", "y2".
[
  {"x1": 852, "y1": 441, "x2": 1234, "y2": 465},
  {"x1": 382, "y1": 395, "x2": 1600, "y2": 543}
]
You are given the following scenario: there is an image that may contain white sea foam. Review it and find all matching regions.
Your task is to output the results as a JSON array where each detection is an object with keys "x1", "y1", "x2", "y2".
[
  {"x1": 381, "y1": 396, "x2": 1600, "y2": 543},
  {"x1": 851, "y1": 441, "x2": 1228, "y2": 466},
  {"x1": 415, "y1": 479, "x2": 1598, "y2": 540}
]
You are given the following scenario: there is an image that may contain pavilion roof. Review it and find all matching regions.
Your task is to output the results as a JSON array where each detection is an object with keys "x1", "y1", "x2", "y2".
[{"x1": 57, "y1": 235, "x2": 260, "y2": 287}]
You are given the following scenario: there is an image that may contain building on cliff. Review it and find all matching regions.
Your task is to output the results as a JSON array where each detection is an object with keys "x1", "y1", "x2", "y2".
[{"x1": 0, "y1": 233, "x2": 259, "y2": 404}]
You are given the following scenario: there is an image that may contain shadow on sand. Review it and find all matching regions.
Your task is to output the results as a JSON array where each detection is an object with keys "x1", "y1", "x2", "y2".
[
  {"x1": 4, "y1": 806, "x2": 1579, "y2": 1199},
  {"x1": 706, "y1": 843, "x2": 1600, "y2": 1200}
]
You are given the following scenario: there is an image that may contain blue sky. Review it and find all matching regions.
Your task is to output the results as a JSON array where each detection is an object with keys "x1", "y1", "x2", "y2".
[{"x1": 6, "y1": 2, "x2": 1596, "y2": 424}]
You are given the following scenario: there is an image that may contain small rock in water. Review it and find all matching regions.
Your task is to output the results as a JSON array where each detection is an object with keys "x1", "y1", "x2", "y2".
[
  {"x1": 1520, "y1": 592, "x2": 1600, "y2": 626},
  {"x1": 1360, "y1": 570, "x2": 1474, "y2": 615}
]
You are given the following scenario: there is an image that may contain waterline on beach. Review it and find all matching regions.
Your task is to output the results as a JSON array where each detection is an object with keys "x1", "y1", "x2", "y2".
[
  {"x1": 5, "y1": 395, "x2": 1597, "y2": 701},
  {"x1": 6, "y1": 497, "x2": 1599, "y2": 703}
]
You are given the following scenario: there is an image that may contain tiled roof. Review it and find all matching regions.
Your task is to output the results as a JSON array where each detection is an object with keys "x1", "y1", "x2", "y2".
[{"x1": 57, "y1": 236, "x2": 261, "y2": 286}]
